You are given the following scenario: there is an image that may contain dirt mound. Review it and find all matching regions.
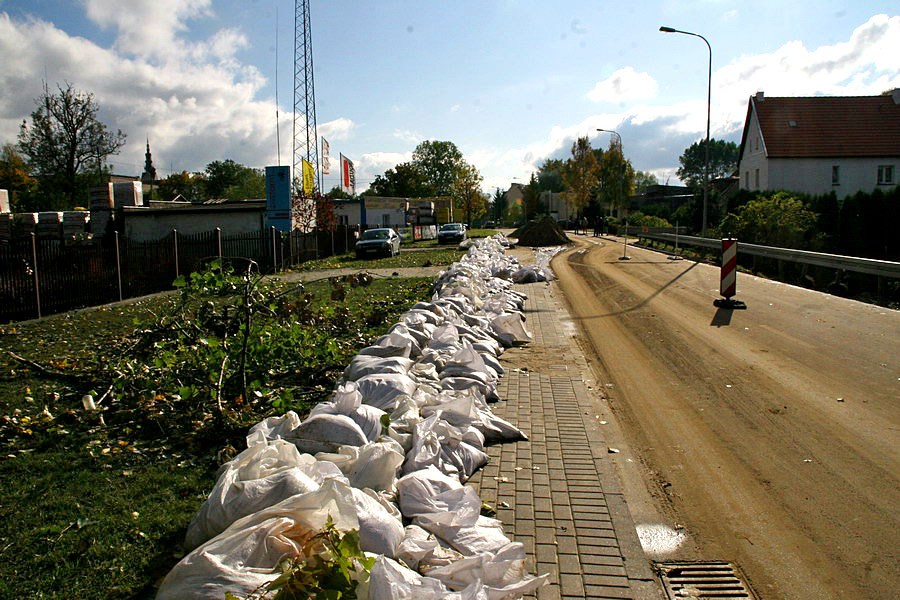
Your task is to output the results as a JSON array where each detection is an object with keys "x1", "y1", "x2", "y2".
[{"x1": 511, "y1": 216, "x2": 573, "y2": 247}]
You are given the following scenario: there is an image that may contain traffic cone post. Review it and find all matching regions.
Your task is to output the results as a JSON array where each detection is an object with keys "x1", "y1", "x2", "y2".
[{"x1": 713, "y1": 238, "x2": 747, "y2": 309}]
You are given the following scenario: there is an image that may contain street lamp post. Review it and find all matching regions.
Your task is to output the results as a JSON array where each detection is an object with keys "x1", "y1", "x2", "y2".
[
  {"x1": 659, "y1": 26, "x2": 711, "y2": 238},
  {"x1": 596, "y1": 128, "x2": 630, "y2": 260}
]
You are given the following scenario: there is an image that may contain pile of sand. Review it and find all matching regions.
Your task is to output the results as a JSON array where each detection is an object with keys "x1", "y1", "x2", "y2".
[{"x1": 511, "y1": 216, "x2": 572, "y2": 247}]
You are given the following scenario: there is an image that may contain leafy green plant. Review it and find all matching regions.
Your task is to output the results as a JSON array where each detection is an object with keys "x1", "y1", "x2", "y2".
[{"x1": 226, "y1": 518, "x2": 375, "y2": 600}]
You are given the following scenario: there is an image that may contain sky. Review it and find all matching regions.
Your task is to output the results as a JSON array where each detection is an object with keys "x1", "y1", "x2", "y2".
[{"x1": 1, "y1": 1, "x2": 898, "y2": 195}]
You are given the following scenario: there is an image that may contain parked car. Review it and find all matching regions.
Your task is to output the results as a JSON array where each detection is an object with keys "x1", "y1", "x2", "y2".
[
  {"x1": 437, "y1": 223, "x2": 467, "y2": 244},
  {"x1": 355, "y1": 228, "x2": 401, "y2": 258}
]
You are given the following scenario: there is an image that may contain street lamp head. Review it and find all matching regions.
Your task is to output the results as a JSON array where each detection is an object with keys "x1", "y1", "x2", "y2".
[{"x1": 659, "y1": 26, "x2": 677, "y2": 33}]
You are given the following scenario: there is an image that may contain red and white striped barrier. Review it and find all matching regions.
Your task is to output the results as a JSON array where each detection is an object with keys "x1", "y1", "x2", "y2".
[
  {"x1": 720, "y1": 238, "x2": 737, "y2": 298},
  {"x1": 714, "y1": 238, "x2": 746, "y2": 309}
]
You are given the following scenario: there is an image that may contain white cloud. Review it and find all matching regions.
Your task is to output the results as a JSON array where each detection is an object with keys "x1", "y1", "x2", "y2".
[
  {"x1": 0, "y1": 9, "x2": 347, "y2": 176},
  {"x1": 587, "y1": 67, "x2": 659, "y2": 103},
  {"x1": 320, "y1": 117, "x2": 355, "y2": 141},
  {"x1": 393, "y1": 129, "x2": 423, "y2": 144}
]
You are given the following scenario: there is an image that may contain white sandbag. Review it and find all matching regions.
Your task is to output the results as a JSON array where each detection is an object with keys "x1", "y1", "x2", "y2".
[
  {"x1": 396, "y1": 465, "x2": 481, "y2": 526},
  {"x1": 185, "y1": 440, "x2": 330, "y2": 549},
  {"x1": 374, "y1": 325, "x2": 423, "y2": 358},
  {"x1": 425, "y1": 542, "x2": 547, "y2": 597},
  {"x1": 417, "y1": 515, "x2": 512, "y2": 558},
  {"x1": 317, "y1": 439, "x2": 405, "y2": 493},
  {"x1": 358, "y1": 343, "x2": 411, "y2": 358},
  {"x1": 364, "y1": 556, "x2": 450, "y2": 600},
  {"x1": 396, "y1": 525, "x2": 464, "y2": 572},
  {"x1": 246, "y1": 410, "x2": 301, "y2": 446},
  {"x1": 289, "y1": 413, "x2": 368, "y2": 454},
  {"x1": 490, "y1": 314, "x2": 532, "y2": 347},
  {"x1": 356, "y1": 372, "x2": 418, "y2": 411},
  {"x1": 402, "y1": 413, "x2": 488, "y2": 482},
  {"x1": 420, "y1": 393, "x2": 525, "y2": 444},
  {"x1": 344, "y1": 355, "x2": 414, "y2": 381},
  {"x1": 441, "y1": 377, "x2": 500, "y2": 403},
  {"x1": 350, "y1": 487, "x2": 405, "y2": 558},
  {"x1": 311, "y1": 382, "x2": 386, "y2": 442},
  {"x1": 427, "y1": 323, "x2": 461, "y2": 351},
  {"x1": 156, "y1": 479, "x2": 359, "y2": 600}
]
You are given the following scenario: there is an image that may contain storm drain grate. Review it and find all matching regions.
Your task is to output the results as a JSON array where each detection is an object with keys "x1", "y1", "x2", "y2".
[{"x1": 655, "y1": 561, "x2": 758, "y2": 599}]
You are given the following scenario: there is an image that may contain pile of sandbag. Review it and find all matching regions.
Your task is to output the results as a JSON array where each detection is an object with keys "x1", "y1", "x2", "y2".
[{"x1": 156, "y1": 233, "x2": 546, "y2": 600}]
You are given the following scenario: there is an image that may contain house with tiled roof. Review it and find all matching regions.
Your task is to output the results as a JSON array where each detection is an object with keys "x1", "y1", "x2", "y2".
[{"x1": 737, "y1": 90, "x2": 900, "y2": 197}]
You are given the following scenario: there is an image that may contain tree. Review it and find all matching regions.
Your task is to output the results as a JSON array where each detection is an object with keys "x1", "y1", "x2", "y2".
[
  {"x1": 223, "y1": 167, "x2": 265, "y2": 201},
  {"x1": 522, "y1": 173, "x2": 543, "y2": 220},
  {"x1": 157, "y1": 171, "x2": 206, "y2": 203},
  {"x1": 204, "y1": 159, "x2": 252, "y2": 199},
  {"x1": 633, "y1": 170, "x2": 658, "y2": 196},
  {"x1": 411, "y1": 140, "x2": 466, "y2": 196},
  {"x1": 0, "y1": 144, "x2": 38, "y2": 211},
  {"x1": 723, "y1": 191, "x2": 818, "y2": 249},
  {"x1": 676, "y1": 138, "x2": 738, "y2": 190},
  {"x1": 451, "y1": 162, "x2": 485, "y2": 225},
  {"x1": 492, "y1": 188, "x2": 507, "y2": 223},
  {"x1": 327, "y1": 186, "x2": 355, "y2": 200},
  {"x1": 595, "y1": 137, "x2": 632, "y2": 215},
  {"x1": 562, "y1": 136, "x2": 599, "y2": 216},
  {"x1": 17, "y1": 83, "x2": 126, "y2": 209},
  {"x1": 366, "y1": 162, "x2": 431, "y2": 198},
  {"x1": 536, "y1": 158, "x2": 566, "y2": 192}
]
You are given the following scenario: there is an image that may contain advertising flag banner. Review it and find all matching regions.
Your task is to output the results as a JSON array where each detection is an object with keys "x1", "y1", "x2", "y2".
[
  {"x1": 321, "y1": 137, "x2": 331, "y2": 175},
  {"x1": 340, "y1": 154, "x2": 356, "y2": 195},
  {"x1": 301, "y1": 159, "x2": 315, "y2": 197}
]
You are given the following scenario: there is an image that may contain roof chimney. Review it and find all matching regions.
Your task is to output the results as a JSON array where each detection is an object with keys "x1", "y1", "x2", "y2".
[{"x1": 755, "y1": 91, "x2": 765, "y2": 101}]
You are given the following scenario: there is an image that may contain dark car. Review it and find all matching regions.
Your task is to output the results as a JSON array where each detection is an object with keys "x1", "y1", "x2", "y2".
[
  {"x1": 355, "y1": 228, "x2": 401, "y2": 258},
  {"x1": 437, "y1": 223, "x2": 467, "y2": 245}
]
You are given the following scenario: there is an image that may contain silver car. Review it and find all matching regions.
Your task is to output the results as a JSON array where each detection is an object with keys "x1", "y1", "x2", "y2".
[{"x1": 355, "y1": 228, "x2": 401, "y2": 258}]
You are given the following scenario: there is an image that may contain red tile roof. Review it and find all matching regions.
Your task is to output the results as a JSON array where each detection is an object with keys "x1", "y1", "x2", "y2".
[{"x1": 747, "y1": 94, "x2": 900, "y2": 158}]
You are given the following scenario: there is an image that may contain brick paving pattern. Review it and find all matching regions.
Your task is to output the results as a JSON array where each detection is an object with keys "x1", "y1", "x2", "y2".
[{"x1": 467, "y1": 281, "x2": 662, "y2": 600}]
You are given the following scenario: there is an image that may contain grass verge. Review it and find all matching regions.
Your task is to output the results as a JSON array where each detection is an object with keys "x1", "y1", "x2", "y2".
[
  {"x1": 0, "y1": 272, "x2": 433, "y2": 599},
  {"x1": 294, "y1": 247, "x2": 464, "y2": 271}
]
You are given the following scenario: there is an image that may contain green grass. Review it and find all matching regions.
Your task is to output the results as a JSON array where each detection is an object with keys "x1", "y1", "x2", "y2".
[
  {"x1": 294, "y1": 247, "x2": 464, "y2": 271},
  {"x1": 0, "y1": 275, "x2": 433, "y2": 599}
]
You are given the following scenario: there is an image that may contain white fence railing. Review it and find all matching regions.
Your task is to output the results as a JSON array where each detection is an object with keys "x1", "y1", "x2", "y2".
[{"x1": 633, "y1": 231, "x2": 900, "y2": 279}]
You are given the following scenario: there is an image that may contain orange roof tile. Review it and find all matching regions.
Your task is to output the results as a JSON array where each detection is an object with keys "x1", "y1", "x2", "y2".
[{"x1": 750, "y1": 94, "x2": 900, "y2": 158}]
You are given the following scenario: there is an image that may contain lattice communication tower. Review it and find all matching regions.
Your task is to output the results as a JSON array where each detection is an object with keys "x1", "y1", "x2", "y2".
[{"x1": 292, "y1": 0, "x2": 319, "y2": 194}]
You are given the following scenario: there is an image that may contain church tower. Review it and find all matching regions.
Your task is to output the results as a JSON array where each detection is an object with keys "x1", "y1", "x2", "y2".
[{"x1": 141, "y1": 138, "x2": 157, "y2": 197}]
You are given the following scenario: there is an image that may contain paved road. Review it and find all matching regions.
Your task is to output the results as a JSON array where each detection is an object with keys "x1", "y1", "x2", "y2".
[{"x1": 552, "y1": 235, "x2": 900, "y2": 600}]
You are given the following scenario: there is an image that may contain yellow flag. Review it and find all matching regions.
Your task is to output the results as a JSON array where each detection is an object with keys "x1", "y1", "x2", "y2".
[{"x1": 302, "y1": 159, "x2": 315, "y2": 196}]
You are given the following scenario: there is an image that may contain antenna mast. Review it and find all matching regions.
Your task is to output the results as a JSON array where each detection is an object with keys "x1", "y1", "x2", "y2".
[{"x1": 293, "y1": 0, "x2": 319, "y2": 193}]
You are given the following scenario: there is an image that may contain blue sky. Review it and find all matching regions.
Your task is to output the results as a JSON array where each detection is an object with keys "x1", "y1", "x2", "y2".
[{"x1": 1, "y1": 1, "x2": 898, "y2": 194}]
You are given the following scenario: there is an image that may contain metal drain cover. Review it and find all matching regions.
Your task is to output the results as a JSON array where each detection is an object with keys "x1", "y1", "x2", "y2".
[{"x1": 655, "y1": 561, "x2": 758, "y2": 599}]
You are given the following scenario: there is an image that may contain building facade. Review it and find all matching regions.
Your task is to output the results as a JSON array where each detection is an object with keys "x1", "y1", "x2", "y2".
[{"x1": 737, "y1": 91, "x2": 900, "y2": 197}]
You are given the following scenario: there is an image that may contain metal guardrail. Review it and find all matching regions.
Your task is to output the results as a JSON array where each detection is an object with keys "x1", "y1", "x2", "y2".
[{"x1": 635, "y1": 232, "x2": 900, "y2": 279}]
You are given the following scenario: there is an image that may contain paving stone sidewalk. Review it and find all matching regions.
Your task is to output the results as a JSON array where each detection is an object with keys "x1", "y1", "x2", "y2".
[{"x1": 467, "y1": 280, "x2": 663, "y2": 600}]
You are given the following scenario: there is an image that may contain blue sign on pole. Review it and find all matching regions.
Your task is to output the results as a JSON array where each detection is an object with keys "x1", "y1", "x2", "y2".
[{"x1": 265, "y1": 166, "x2": 291, "y2": 232}]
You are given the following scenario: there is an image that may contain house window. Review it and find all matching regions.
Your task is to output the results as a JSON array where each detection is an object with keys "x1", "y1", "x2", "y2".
[
  {"x1": 832, "y1": 165, "x2": 840, "y2": 186},
  {"x1": 877, "y1": 165, "x2": 894, "y2": 185},
  {"x1": 382, "y1": 213, "x2": 391, "y2": 227},
  {"x1": 744, "y1": 171, "x2": 749, "y2": 189},
  {"x1": 754, "y1": 169, "x2": 760, "y2": 189}
]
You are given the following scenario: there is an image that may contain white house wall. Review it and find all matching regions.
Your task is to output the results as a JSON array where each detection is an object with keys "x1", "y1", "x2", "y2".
[{"x1": 767, "y1": 157, "x2": 897, "y2": 197}]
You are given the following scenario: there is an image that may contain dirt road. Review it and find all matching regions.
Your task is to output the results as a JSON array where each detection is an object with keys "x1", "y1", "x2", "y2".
[{"x1": 552, "y1": 236, "x2": 900, "y2": 600}]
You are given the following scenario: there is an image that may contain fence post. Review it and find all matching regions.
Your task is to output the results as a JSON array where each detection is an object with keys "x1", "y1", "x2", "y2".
[
  {"x1": 31, "y1": 233, "x2": 41, "y2": 319},
  {"x1": 115, "y1": 231, "x2": 123, "y2": 302},
  {"x1": 216, "y1": 227, "x2": 222, "y2": 260},
  {"x1": 173, "y1": 229, "x2": 180, "y2": 278},
  {"x1": 288, "y1": 229, "x2": 294, "y2": 266},
  {"x1": 271, "y1": 226, "x2": 277, "y2": 273}
]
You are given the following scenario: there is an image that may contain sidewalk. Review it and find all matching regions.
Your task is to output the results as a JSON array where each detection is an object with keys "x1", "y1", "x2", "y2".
[{"x1": 467, "y1": 277, "x2": 663, "y2": 600}]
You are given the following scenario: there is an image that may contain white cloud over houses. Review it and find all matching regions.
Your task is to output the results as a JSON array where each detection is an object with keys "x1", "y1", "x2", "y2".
[
  {"x1": 587, "y1": 67, "x2": 659, "y2": 103},
  {"x1": 0, "y1": 7, "x2": 304, "y2": 176},
  {"x1": 481, "y1": 14, "x2": 900, "y2": 189}
]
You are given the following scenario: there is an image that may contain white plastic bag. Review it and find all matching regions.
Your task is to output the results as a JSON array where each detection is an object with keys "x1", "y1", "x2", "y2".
[
  {"x1": 350, "y1": 487, "x2": 405, "y2": 558},
  {"x1": 344, "y1": 355, "x2": 414, "y2": 381},
  {"x1": 356, "y1": 372, "x2": 418, "y2": 411},
  {"x1": 311, "y1": 381, "x2": 386, "y2": 442},
  {"x1": 396, "y1": 465, "x2": 481, "y2": 526},
  {"x1": 185, "y1": 439, "x2": 333, "y2": 549},
  {"x1": 156, "y1": 479, "x2": 359, "y2": 600},
  {"x1": 489, "y1": 314, "x2": 532, "y2": 347},
  {"x1": 289, "y1": 413, "x2": 368, "y2": 454}
]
